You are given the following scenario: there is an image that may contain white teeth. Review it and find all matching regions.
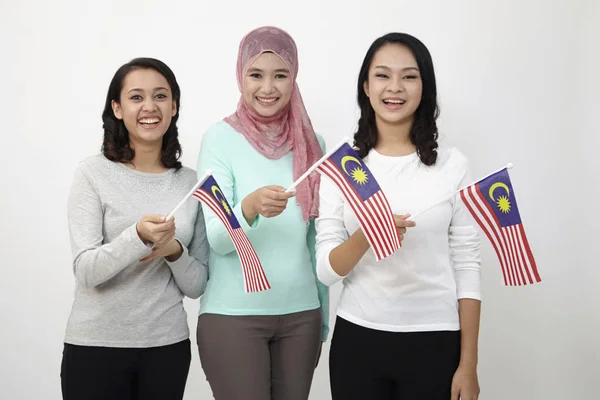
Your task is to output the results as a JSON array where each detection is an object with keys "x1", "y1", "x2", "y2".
[
  {"x1": 383, "y1": 99, "x2": 405, "y2": 104},
  {"x1": 139, "y1": 118, "x2": 160, "y2": 124},
  {"x1": 257, "y1": 97, "x2": 277, "y2": 103}
]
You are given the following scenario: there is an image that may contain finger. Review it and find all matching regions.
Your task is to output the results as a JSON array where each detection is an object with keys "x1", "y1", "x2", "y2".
[
  {"x1": 397, "y1": 227, "x2": 407, "y2": 234},
  {"x1": 164, "y1": 233, "x2": 175, "y2": 244},
  {"x1": 273, "y1": 191, "x2": 296, "y2": 200},
  {"x1": 395, "y1": 218, "x2": 416, "y2": 228},
  {"x1": 265, "y1": 205, "x2": 286, "y2": 214},
  {"x1": 142, "y1": 214, "x2": 167, "y2": 223},
  {"x1": 154, "y1": 231, "x2": 171, "y2": 245},
  {"x1": 265, "y1": 190, "x2": 295, "y2": 201},
  {"x1": 139, "y1": 250, "x2": 157, "y2": 263},
  {"x1": 450, "y1": 388, "x2": 459, "y2": 400},
  {"x1": 153, "y1": 220, "x2": 175, "y2": 232},
  {"x1": 263, "y1": 209, "x2": 284, "y2": 218},
  {"x1": 264, "y1": 198, "x2": 289, "y2": 208},
  {"x1": 266, "y1": 185, "x2": 286, "y2": 192}
]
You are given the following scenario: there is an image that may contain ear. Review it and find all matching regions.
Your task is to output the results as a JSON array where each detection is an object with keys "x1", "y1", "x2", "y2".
[
  {"x1": 112, "y1": 100, "x2": 123, "y2": 120},
  {"x1": 363, "y1": 80, "x2": 370, "y2": 98},
  {"x1": 171, "y1": 100, "x2": 177, "y2": 117}
]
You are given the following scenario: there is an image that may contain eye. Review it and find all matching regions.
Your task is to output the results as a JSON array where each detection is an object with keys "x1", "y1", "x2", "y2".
[
  {"x1": 403, "y1": 75, "x2": 418, "y2": 80},
  {"x1": 375, "y1": 73, "x2": 389, "y2": 79},
  {"x1": 130, "y1": 94, "x2": 142, "y2": 100},
  {"x1": 249, "y1": 73, "x2": 262, "y2": 79},
  {"x1": 275, "y1": 74, "x2": 288, "y2": 79},
  {"x1": 155, "y1": 93, "x2": 168, "y2": 99}
]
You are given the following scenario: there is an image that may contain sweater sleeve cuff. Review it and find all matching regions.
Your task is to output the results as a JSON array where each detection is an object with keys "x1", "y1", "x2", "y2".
[
  {"x1": 164, "y1": 239, "x2": 188, "y2": 270},
  {"x1": 127, "y1": 223, "x2": 154, "y2": 254},
  {"x1": 321, "y1": 326, "x2": 330, "y2": 342},
  {"x1": 457, "y1": 292, "x2": 482, "y2": 301}
]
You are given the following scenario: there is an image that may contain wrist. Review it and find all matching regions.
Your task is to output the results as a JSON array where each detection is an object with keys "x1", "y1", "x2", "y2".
[
  {"x1": 458, "y1": 358, "x2": 478, "y2": 371},
  {"x1": 241, "y1": 196, "x2": 258, "y2": 223},
  {"x1": 135, "y1": 223, "x2": 151, "y2": 245},
  {"x1": 165, "y1": 240, "x2": 183, "y2": 262}
]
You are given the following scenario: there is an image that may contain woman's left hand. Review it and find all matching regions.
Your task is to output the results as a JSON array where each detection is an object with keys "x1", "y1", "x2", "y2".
[
  {"x1": 140, "y1": 239, "x2": 183, "y2": 263},
  {"x1": 451, "y1": 364, "x2": 480, "y2": 400}
]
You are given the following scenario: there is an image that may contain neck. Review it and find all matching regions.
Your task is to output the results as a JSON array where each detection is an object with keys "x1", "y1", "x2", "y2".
[
  {"x1": 125, "y1": 139, "x2": 167, "y2": 173},
  {"x1": 373, "y1": 117, "x2": 416, "y2": 157}
]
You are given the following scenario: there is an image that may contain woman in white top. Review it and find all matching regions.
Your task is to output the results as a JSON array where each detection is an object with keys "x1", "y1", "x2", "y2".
[{"x1": 316, "y1": 33, "x2": 482, "y2": 400}]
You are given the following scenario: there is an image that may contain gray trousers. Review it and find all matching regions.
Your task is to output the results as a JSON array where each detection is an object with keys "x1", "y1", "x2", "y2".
[{"x1": 197, "y1": 309, "x2": 322, "y2": 400}]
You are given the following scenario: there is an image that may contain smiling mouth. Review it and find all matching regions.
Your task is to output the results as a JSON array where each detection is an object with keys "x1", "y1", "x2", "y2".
[
  {"x1": 256, "y1": 97, "x2": 279, "y2": 106},
  {"x1": 138, "y1": 117, "x2": 161, "y2": 128},
  {"x1": 383, "y1": 99, "x2": 406, "y2": 105}
]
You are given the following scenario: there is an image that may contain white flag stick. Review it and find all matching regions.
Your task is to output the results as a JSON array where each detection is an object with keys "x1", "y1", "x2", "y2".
[
  {"x1": 407, "y1": 163, "x2": 513, "y2": 220},
  {"x1": 285, "y1": 137, "x2": 351, "y2": 193},
  {"x1": 166, "y1": 169, "x2": 213, "y2": 220}
]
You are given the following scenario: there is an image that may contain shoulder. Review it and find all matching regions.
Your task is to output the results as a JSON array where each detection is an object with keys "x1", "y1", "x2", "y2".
[
  {"x1": 434, "y1": 146, "x2": 470, "y2": 172},
  {"x1": 75, "y1": 154, "x2": 115, "y2": 177},
  {"x1": 174, "y1": 165, "x2": 198, "y2": 184},
  {"x1": 201, "y1": 120, "x2": 239, "y2": 143}
]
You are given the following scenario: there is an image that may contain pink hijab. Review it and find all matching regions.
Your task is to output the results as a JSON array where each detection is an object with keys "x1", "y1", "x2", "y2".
[{"x1": 224, "y1": 26, "x2": 322, "y2": 221}]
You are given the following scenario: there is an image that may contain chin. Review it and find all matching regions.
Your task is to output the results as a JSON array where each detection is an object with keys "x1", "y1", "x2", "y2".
[
  {"x1": 254, "y1": 105, "x2": 283, "y2": 117},
  {"x1": 136, "y1": 131, "x2": 166, "y2": 143}
]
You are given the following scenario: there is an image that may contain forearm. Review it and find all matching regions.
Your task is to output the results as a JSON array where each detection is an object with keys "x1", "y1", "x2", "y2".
[
  {"x1": 166, "y1": 242, "x2": 208, "y2": 299},
  {"x1": 73, "y1": 223, "x2": 149, "y2": 288},
  {"x1": 458, "y1": 298, "x2": 481, "y2": 369},
  {"x1": 328, "y1": 229, "x2": 370, "y2": 277}
]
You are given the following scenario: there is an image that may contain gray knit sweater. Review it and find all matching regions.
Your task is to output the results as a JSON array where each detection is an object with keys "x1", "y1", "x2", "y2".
[{"x1": 64, "y1": 154, "x2": 209, "y2": 348}]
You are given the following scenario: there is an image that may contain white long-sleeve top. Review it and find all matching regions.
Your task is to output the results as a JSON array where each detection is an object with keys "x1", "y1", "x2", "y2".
[{"x1": 316, "y1": 146, "x2": 481, "y2": 332}]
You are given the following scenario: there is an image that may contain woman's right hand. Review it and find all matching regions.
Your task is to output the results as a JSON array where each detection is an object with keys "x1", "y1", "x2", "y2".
[
  {"x1": 136, "y1": 214, "x2": 176, "y2": 245},
  {"x1": 393, "y1": 213, "x2": 416, "y2": 242},
  {"x1": 241, "y1": 185, "x2": 295, "y2": 223}
]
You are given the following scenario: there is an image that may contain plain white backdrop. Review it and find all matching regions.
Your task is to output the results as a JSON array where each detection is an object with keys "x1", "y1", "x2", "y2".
[{"x1": 1, "y1": 0, "x2": 598, "y2": 398}]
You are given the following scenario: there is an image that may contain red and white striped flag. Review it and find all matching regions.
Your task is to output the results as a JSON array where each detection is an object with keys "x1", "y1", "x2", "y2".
[
  {"x1": 316, "y1": 143, "x2": 401, "y2": 261},
  {"x1": 193, "y1": 174, "x2": 270, "y2": 293},
  {"x1": 459, "y1": 168, "x2": 541, "y2": 286}
]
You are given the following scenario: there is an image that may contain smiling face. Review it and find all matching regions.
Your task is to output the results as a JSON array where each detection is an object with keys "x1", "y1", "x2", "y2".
[
  {"x1": 242, "y1": 52, "x2": 293, "y2": 117},
  {"x1": 111, "y1": 68, "x2": 177, "y2": 146},
  {"x1": 363, "y1": 43, "x2": 423, "y2": 128}
]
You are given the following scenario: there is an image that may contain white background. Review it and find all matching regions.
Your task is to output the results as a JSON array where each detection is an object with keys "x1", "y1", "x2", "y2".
[{"x1": 1, "y1": 0, "x2": 598, "y2": 398}]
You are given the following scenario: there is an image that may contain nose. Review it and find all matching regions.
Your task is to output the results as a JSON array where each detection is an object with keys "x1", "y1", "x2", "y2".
[
  {"x1": 388, "y1": 77, "x2": 405, "y2": 93},
  {"x1": 262, "y1": 78, "x2": 275, "y2": 95},
  {"x1": 142, "y1": 97, "x2": 158, "y2": 112}
]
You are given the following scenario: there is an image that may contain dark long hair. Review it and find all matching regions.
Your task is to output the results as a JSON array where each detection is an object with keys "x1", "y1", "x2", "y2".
[
  {"x1": 354, "y1": 33, "x2": 439, "y2": 165},
  {"x1": 101, "y1": 57, "x2": 182, "y2": 170}
]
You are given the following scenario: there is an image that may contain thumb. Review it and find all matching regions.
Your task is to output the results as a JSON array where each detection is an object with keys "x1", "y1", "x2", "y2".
[{"x1": 450, "y1": 386, "x2": 460, "y2": 400}]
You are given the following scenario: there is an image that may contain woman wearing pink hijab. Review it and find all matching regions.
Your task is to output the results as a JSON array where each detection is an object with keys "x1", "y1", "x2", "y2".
[{"x1": 195, "y1": 26, "x2": 329, "y2": 399}]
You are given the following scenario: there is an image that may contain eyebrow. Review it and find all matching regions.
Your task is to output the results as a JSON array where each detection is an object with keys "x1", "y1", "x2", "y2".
[
  {"x1": 374, "y1": 65, "x2": 419, "y2": 72},
  {"x1": 247, "y1": 67, "x2": 290, "y2": 73},
  {"x1": 127, "y1": 87, "x2": 170, "y2": 94}
]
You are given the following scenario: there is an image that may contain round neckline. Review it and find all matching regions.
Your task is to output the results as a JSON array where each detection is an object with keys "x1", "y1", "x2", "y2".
[
  {"x1": 115, "y1": 161, "x2": 175, "y2": 178},
  {"x1": 368, "y1": 148, "x2": 418, "y2": 163}
]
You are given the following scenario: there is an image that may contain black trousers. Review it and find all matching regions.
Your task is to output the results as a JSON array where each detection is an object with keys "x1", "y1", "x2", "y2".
[
  {"x1": 61, "y1": 339, "x2": 191, "y2": 400},
  {"x1": 329, "y1": 317, "x2": 460, "y2": 400}
]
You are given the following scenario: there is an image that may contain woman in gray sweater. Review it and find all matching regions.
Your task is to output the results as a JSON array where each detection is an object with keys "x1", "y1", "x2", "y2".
[{"x1": 61, "y1": 58, "x2": 209, "y2": 400}]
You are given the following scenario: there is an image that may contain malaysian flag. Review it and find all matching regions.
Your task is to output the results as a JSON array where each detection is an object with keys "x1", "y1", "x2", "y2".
[
  {"x1": 459, "y1": 168, "x2": 541, "y2": 286},
  {"x1": 317, "y1": 143, "x2": 401, "y2": 261},
  {"x1": 193, "y1": 175, "x2": 270, "y2": 293}
]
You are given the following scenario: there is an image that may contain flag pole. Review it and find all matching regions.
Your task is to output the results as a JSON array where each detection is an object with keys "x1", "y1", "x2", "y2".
[
  {"x1": 285, "y1": 137, "x2": 351, "y2": 193},
  {"x1": 166, "y1": 169, "x2": 213, "y2": 220},
  {"x1": 407, "y1": 163, "x2": 513, "y2": 220}
]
